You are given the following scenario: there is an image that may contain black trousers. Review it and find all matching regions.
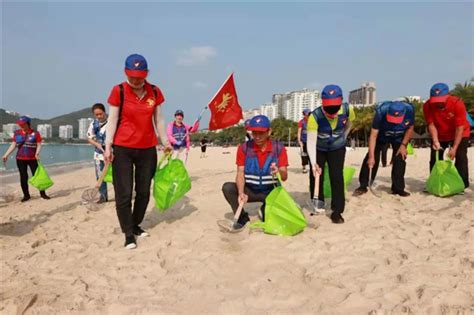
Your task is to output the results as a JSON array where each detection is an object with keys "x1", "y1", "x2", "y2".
[
  {"x1": 429, "y1": 138, "x2": 470, "y2": 188},
  {"x1": 112, "y1": 146, "x2": 157, "y2": 235},
  {"x1": 309, "y1": 147, "x2": 346, "y2": 214},
  {"x1": 301, "y1": 142, "x2": 309, "y2": 167},
  {"x1": 381, "y1": 142, "x2": 390, "y2": 167},
  {"x1": 222, "y1": 182, "x2": 270, "y2": 224},
  {"x1": 358, "y1": 141, "x2": 406, "y2": 192},
  {"x1": 16, "y1": 159, "x2": 46, "y2": 197}
]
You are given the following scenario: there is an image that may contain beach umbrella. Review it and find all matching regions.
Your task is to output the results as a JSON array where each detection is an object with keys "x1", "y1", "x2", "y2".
[
  {"x1": 250, "y1": 175, "x2": 306, "y2": 236},
  {"x1": 28, "y1": 162, "x2": 54, "y2": 191},
  {"x1": 426, "y1": 154, "x2": 465, "y2": 197}
]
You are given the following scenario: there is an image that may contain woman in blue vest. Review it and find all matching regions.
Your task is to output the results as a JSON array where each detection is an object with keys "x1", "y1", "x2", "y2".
[
  {"x1": 167, "y1": 109, "x2": 199, "y2": 163},
  {"x1": 298, "y1": 108, "x2": 311, "y2": 173},
  {"x1": 354, "y1": 101, "x2": 414, "y2": 196},
  {"x1": 307, "y1": 85, "x2": 355, "y2": 224},
  {"x1": 2, "y1": 116, "x2": 50, "y2": 202},
  {"x1": 221, "y1": 115, "x2": 289, "y2": 231},
  {"x1": 87, "y1": 103, "x2": 108, "y2": 203}
]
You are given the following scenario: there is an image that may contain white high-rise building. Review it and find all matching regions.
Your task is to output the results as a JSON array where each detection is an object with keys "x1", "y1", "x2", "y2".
[
  {"x1": 279, "y1": 89, "x2": 322, "y2": 122},
  {"x1": 243, "y1": 108, "x2": 261, "y2": 121},
  {"x1": 37, "y1": 124, "x2": 53, "y2": 138},
  {"x1": 349, "y1": 82, "x2": 377, "y2": 107},
  {"x1": 78, "y1": 118, "x2": 94, "y2": 139},
  {"x1": 59, "y1": 125, "x2": 74, "y2": 139},
  {"x1": 2, "y1": 124, "x2": 19, "y2": 137},
  {"x1": 260, "y1": 103, "x2": 277, "y2": 121}
]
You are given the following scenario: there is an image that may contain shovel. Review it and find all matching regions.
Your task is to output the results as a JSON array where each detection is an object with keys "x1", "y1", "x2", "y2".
[
  {"x1": 217, "y1": 201, "x2": 246, "y2": 233},
  {"x1": 307, "y1": 165, "x2": 325, "y2": 215},
  {"x1": 368, "y1": 167, "x2": 381, "y2": 198}
]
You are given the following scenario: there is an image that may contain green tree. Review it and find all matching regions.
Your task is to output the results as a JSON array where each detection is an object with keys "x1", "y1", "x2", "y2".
[{"x1": 451, "y1": 77, "x2": 474, "y2": 113}]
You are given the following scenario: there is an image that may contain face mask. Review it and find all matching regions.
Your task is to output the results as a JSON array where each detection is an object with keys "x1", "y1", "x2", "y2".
[
  {"x1": 127, "y1": 79, "x2": 145, "y2": 89},
  {"x1": 323, "y1": 105, "x2": 341, "y2": 118}
]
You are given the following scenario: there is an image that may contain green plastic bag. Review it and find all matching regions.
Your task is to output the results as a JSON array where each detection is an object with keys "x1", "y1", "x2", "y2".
[
  {"x1": 250, "y1": 175, "x2": 307, "y2": 236},
  {"x1": 153, "y1": 154, "x2": 191, "y2": 211},
  {"x1": 426, "y1": 154, "x2": 465, "y2": 197},
  {"x1": 28, "y1": 162, "x2": 54, "y2": 190},
  {"x1": 323, "y1": 164, "x2": 356, "y2": 198},
  {"x1": 407, "y1": 143, "x2": 414, "y2": 155},
  {"x1": 104, "y1": 165, "x2": 113, "y2": 183}
]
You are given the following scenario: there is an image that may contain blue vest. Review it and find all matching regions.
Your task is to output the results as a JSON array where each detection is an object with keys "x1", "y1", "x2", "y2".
[
  {"x1": 92, "y1": 119, "x2": 107, "y2": 154},
  {"x1": 243, "y1": 140, "x2": 282, "y2": 193},
  {"x1": 172, "y1": 124, "x2": 187, "y2": 149},
  {"x1": 313, "y1": 103, "x2": 349, "y2": 152},
  {"x1": 375, "y1": 103, "x2": 414, "y2": 143},
  {"x1": 300, "y1": 119, "x2": 308, "y2": 143}
]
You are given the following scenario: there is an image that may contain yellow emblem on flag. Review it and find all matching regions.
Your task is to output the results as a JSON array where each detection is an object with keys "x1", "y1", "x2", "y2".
[{"x1": 216, "y1": 93, "x2": 233, "y2": 113}]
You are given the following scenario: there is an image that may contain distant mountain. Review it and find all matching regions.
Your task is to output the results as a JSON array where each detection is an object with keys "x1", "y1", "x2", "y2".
[{"x1": 0, "y1": 107, "x2": 93, "y2": 137}]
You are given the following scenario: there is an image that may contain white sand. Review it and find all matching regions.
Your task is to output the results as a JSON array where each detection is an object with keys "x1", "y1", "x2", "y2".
[{"x1": 1, "y1": 147, "x2": 473, "y2": 314}]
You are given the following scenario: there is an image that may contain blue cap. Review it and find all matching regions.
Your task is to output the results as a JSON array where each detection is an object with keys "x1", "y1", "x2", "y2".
[
  {"x1": 303, "y1": 108, "x2": 311, "y2": 115},
  {"x1": 125, "y1": 54, "x2": 148, "y2": 78},
  {"x1": 246, "y1": 115, "x2": 271, "y2": 131},
  {"x1": 322, "y1": 84, "x2": 343, "y2": 106},
  {"x1": 429, "y1": 83, "x2": 449, "y2": 103},
  {"x1": 175, "y1": 109, "x2": 184, "y2": 116},
  {"x1": 16, "y1": 116, "x2": 31, "y2": 125},
  {"x1": 386, "y1": 101, "x2": 407, "y2": 124}
]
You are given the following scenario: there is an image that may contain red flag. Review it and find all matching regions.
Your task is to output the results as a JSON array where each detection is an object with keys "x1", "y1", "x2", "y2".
[{"x1": 208, "y1": 73, "x2": 243, "y2": 130}]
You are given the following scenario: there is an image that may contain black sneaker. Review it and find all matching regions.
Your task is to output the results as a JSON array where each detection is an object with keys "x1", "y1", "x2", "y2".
[
  {"x1": 330, "y1": 212, "x2": 345, "y2": 224},
  {"x1": 21, "y1": 195, "x2": 31, "y2": 202},
  {"x1": 40, "y1": 194, "x2": 51, "y2": 200},
  {"x1": 391, "y1": 190, "x2": 410, "y2": 197},
  {"x1": 353, "y1": 187, "x2": 368, "y2": 196},
  {"x1": 97, "y1": 196, "x2": 107, "y2": 204},
  {"x1": 124, "y1": 235, "x2": 137, "y2": 249},
  {"x1": 133, "y1": 226, "x2": 149, "y2": 237}
]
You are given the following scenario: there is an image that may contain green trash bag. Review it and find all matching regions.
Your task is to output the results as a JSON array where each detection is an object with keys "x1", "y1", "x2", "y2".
[
  {"x1": 104, "y1": 165, "x2": 113, "y2": 183},
  {"x1": 28, "y1": 162, "x2": 54, "y2": 190},
  {"x1": 250, "y1": 175, "x2": 306, "y2": 236},
  {"x1": 407, "y1": 143, "x2": 414, "y2": 155},
  {"x1": 153, "y1": 154, "x2": 191, "y2": 211},
  {"x1": 323, "y1": 164, "x2": 356, "y2": 198},
  {"x1": 426, "y1": 154, "x2": 465, "y2": 197}
]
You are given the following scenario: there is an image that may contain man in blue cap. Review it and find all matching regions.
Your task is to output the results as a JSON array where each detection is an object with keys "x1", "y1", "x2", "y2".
[
  {"x1": 298, "y1": 109, "x2": 311, "y2": 173},
  {"x1": 354, "y1": 101, "x2": 415, "y2": 196},
  {"x1": 307, "y1": 85, "x2": 355, "y2": 224},
  {"x1": 424, "y1": 83, "x2": 470, "y2": 189},
  {"x1": 221, "y1": 115, "x2": 289, "y2": 230}
]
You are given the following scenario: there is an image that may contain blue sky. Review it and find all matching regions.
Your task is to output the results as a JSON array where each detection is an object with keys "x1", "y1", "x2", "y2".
[{"x1": 2, "y1": 1, "x2": 473, "y2": 124}]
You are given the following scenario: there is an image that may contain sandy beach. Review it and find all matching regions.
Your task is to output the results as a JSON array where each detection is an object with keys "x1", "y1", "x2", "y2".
[{"x1": 1, "y1": 146, "x2": 473, "y2": 314}]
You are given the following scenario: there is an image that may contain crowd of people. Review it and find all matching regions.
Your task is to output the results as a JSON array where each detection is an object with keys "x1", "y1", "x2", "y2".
[{"x1": 2, "y1": 54, "x2": 471, "y2": 248}]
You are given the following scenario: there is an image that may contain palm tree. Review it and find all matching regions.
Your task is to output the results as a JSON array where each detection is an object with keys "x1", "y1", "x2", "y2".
[{"x1": 451, "y1": 78, "x2": 474, "y2": 112}]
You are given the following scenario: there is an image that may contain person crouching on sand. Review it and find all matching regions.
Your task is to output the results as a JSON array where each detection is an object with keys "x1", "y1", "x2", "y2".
[{"x1": 221, "y1": 115, "x2": 289, "y2": 232}]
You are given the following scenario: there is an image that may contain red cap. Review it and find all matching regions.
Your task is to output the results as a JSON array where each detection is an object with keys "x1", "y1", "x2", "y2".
[{"x1": 125, "y1": 69, "x2": 148, "y2": 78}]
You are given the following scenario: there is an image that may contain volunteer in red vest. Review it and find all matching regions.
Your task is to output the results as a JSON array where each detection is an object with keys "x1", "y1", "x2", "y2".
[
  {"x1": 87, "y1": 103, "x2": 108, "y2": 203},
  {"x1": 222, "y1": 115, "x2": 289, "y2": 231},
  {"x1": 166, "y1": 109, "x2": 199, "y2": 163},
  {"x1": 307, "y1": 85, "x2": 355, "y2": 224},
  {"x1": 424, "y1": 83, "x2": 470, "y2": 189},
  {"x1": 105, "y1": 54, "x2": 170, "y2": 249},
  {"x1": 298, "y1": 108, "x2": 311, "y2": 174},
  {"x1": 2, "y1": 116, "x2": 51, "y2": 202}
]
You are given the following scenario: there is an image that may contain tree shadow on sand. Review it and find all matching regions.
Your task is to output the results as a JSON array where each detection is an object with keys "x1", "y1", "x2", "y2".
[
  {"x1": 0, "y1": 201, "x2": 81, "y2": 237},
  {"x1": 142, "y1": 196, "x2": 198, "y2": 229}
]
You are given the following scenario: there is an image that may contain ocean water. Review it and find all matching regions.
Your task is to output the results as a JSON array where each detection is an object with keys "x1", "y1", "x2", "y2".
[{"x1": 0, "y1": 143, "x2": 94, "y2": 172}]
